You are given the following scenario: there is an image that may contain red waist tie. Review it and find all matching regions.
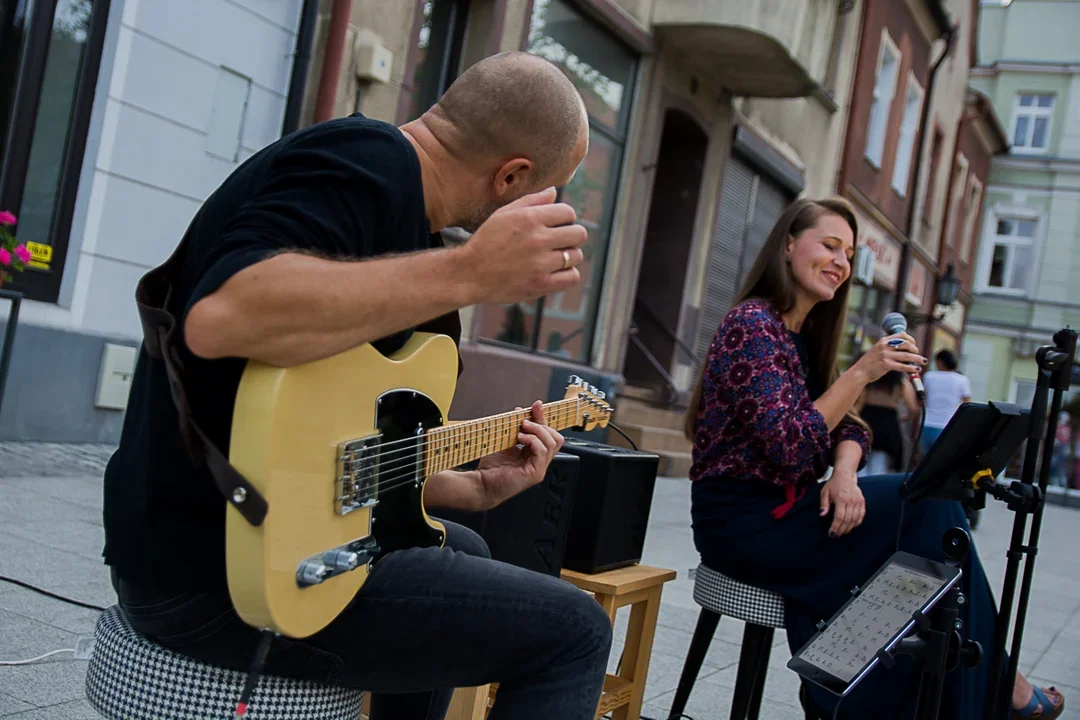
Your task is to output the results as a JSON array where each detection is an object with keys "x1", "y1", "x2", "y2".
[{"x1": 772, "y1": 482, "x2": 807, "y2": 520}]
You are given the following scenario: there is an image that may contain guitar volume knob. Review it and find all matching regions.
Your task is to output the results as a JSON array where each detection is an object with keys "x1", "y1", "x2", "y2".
[
  {"x1": 297, "y1": 560, "x2": 331, "y2": 587},
  {"x1": 323, "y1": 550, "x2": 360, "y2": 572}
]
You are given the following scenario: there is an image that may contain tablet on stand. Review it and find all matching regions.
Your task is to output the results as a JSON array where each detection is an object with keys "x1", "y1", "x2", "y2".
[{"x1": 787, "y1": 551, "x2": 962, "y2": 698}]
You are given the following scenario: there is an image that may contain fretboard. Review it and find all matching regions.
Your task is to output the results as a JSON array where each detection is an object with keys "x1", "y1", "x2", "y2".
[{"x1": 424, "y1": 399, "x2": 581, "y2": 475}]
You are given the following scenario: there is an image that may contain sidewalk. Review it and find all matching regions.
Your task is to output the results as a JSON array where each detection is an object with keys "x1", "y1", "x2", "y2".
[{"x1": 1, "y1": 443, "x2": 1078, "y2": 719}]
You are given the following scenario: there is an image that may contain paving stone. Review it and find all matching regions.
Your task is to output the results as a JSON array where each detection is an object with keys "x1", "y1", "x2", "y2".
[
  {"x1": 0, "y1": 698, "x2": 99, "y2": 719},
  {"x1": 0, "y1": 694, "x2": 34, "y2": 717},
  {"x1": 0, "y1": 444, "x2": 114, "y2": 479}
]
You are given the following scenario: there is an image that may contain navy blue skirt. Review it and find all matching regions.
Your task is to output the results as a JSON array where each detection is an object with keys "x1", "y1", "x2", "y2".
[{"x1": 691, "y1": 474, "x2": 1000, "y2": 719}]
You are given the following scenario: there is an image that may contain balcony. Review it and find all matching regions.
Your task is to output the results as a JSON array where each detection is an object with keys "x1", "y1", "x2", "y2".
[{"x1": 651, "y1": 0, "x2": 840, "y2": 97}]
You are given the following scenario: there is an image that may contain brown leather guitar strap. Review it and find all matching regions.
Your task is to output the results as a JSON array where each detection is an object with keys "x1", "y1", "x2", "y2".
[{"x1": 134, "y1": 243, "x2": 268, "y2": 527}]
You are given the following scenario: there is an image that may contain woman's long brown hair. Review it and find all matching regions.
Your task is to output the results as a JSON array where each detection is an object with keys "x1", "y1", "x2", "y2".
[{"x1": 684, "y1": 196, "x2": 868, "y2": 440}]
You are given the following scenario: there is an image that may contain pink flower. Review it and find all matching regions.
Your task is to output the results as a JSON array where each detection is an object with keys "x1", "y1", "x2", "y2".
[
  {"x1": 0, "y1": 211, "x2": 15, "y2": 226},
  {"x1": 14, "y1": 245, "x2": 30, "y2": 264},
  {"x1": 0, "y1": 249, "x2": 10, "y2": 267}
]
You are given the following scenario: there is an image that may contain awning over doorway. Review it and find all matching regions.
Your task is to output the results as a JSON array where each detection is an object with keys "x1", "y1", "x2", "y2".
[{"x1": 652, "y1": 0, "x2": 832, "y2": 98}]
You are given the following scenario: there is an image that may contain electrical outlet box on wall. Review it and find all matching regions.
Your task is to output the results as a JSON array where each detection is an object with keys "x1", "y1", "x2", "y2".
[
  {"x1": 354, "y1": 31, "x2": 392, "y2": 84},
  {"x1": 95, "y1": 343, "x2": 137, "y2": 410}
]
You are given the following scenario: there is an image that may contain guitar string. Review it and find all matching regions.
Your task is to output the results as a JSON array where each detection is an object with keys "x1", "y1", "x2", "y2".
[
  {"x1": 345, "y1": 403, "x2": 602, "y2": 503},
  {"x1": 335, "y1": 399, "x2": 597, "y2": 485},
  {"x1": 337, "y1": 401, "x2": 580, "y2": 479},
  {"x1": 346, "y1": 403, "x2": 608, "y2": 504},
  {"x1": 335, "y1": 398, "x2": 585, "y2": 466}
]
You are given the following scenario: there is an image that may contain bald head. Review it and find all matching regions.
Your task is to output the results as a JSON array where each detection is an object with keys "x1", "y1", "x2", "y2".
[{"x1": 427, "y1": 52, "x2": 588, "y2": 185}]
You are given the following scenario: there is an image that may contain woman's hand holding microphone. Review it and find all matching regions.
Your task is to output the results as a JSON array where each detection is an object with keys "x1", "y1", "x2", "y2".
[{"x1": 854, "y1": 332, "x2": 928, "y2": 384}]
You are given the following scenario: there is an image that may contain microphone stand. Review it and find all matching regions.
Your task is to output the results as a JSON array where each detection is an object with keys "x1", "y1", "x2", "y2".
[{"x1": 987, "y1": 327, "x2": 1077, "y2": 720}]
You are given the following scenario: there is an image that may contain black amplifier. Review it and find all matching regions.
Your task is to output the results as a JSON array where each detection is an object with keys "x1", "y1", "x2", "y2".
[
  {"x1": 558, "y1": 438, "x2": 659, "y2": 574},
  {"x1": 433, "y1": 452, "x2": 580, "y2": 577}
]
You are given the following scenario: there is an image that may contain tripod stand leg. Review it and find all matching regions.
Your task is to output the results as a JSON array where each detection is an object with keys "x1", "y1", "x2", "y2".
[
  {"x1": 989, "y1": 370, "x2": 1052, "y2": 720},
  {"x1": 1006, "y1": 381, "x2": 1066, "y2": 715}
]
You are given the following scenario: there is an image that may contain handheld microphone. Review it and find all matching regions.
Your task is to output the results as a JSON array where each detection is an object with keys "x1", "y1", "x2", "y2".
[{"x1": 881, "y1": 312, "x2": 926, "y2": 403}]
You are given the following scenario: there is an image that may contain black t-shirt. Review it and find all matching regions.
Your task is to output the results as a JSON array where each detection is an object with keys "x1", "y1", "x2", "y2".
[{"x1": 102, "y1": 113, "x2": 461, "y2": 592}]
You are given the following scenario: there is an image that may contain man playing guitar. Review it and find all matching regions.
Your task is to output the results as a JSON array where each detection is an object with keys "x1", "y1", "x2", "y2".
[{"x1": 102, "y1": 51, "x2": 612, "y2": 719}]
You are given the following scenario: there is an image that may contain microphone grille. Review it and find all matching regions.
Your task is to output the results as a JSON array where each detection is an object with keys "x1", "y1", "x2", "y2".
[{"x1": 882, "y1": 312, "x2": 907, "y2": 335}]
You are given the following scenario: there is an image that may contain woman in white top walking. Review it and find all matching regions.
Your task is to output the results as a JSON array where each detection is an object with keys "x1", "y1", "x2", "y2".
[{"x1": 920, "y1": 348, "x2": 973, "y2": 454}]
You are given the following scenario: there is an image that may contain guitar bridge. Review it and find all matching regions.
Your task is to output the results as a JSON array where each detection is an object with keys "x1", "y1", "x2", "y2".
[{"x1": 336, "y1": 436, "x2": 381, "y2": 515}]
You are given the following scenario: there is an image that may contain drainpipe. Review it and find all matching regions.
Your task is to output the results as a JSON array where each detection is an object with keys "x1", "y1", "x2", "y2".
[
  {"x1": 894, "y1": 23, "x2": 957, "y2": 314},
  {"x1": 281, "y1": 0, "x2": 321, "y2": 135},
  {"x1": 313, "y1": 0, "x2": 353, "y2": 124}
]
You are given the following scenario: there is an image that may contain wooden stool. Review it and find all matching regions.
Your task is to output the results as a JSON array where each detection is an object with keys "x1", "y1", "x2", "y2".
[
  {"x1": 564, "y1": 564, "x2": 677, "y2": 720},
  {"x1": 445, "y1": 564, "x2": 676, "y2": 720}
]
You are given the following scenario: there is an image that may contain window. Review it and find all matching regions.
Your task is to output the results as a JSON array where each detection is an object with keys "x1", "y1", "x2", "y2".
[
  {"x1": 403, "y1": 0, "x2": 470, "y2": 122},
  {"x1": 947, "y1": 154, "x2": 968, "y2": 247},
  {"x1": 865, "y1": 31, "x2": 900, "y2": 168},
  {"x1": 1012, "y1": 93, "x2": 1054, "y2": 154},
  {"x1": 206, "y1": 68, "x2": 252, "y2": 162},
  {"x1": 0, "y1": 0, "x2": 110, "y2": 303},
  {"x1": 960, "y1": 178, "x2": 982, "y2": 262},
  {"x1": 982, "y1": 216, "x2": 1036, "y2": 293},
  {"x1": 891, "y1": 74, "x2": 924, "y2": 195},
  {"x1": 475, "y1": 0, "x2": 638, "y2": 363}
]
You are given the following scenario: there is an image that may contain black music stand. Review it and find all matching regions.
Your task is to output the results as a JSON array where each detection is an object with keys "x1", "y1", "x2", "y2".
[
  {"x1": 899, "y1": 400, "x2": 1030, "y2": 507},
  {"x1": 899, "y1": 327, "x2": 1077, "y2": 720}
]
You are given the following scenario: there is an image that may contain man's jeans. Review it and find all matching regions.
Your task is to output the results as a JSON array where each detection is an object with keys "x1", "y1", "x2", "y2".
[{"x1": 114, "y1": 520, "x2": 613, "y2": 720}]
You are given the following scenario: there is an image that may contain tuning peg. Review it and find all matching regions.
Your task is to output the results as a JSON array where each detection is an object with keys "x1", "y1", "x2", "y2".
[
  {"x1": 597, "y1": 390, "x2": 606, "y2": 400},
  {"x1": 568, "y1": 374, "x2": 582, "y2": 386}
]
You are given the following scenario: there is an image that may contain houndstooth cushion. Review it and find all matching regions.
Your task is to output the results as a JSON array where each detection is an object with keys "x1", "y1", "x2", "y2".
[
  {"x1": 692, "y1": 564, "x2": 786, "y2": 628},
  {"x1": 85, "y1": 605, "x2": 364, "y2": 719}
]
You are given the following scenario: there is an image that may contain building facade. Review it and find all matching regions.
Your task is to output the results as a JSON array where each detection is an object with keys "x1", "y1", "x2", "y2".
[
  {"x1": 0, "y1": 0, "x2": 306, "y2": 440},
  {"x1": 310, "y1": 0, "x2": 872, "y2": 472},
  {"x1": 965, "y1": 0, "x2": 1080, "y2": 410},
  {"x1": 837, "y1": 0, "x2": 961, "y2": 362},
  {"x1": 0, "y1": 0, "x2": 999, "y2": 470}
]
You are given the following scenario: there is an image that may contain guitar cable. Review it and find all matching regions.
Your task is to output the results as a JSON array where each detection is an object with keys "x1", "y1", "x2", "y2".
[
  {"x1": 0, "y1": 573, "x2": 106, "y2": 611},
  {"x1": 895, "y1": 394, "x2": 927, "y2": 554},
  {"x1": 234, "y1": 630, "x2": 274, "y2": 719},
  {"x1": 606, "y1": 422, "x2": 639, "y2": 451}
]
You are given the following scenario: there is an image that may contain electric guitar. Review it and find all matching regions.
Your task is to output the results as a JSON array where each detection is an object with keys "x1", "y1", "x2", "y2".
[{"x1": 224, "y1": 331, "x2": 613, "y2": 638}]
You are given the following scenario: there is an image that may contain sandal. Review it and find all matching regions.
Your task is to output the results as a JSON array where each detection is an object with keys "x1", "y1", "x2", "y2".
[{"x1": 1012, "y1": 686, "x2": 1065, "y2": 719}]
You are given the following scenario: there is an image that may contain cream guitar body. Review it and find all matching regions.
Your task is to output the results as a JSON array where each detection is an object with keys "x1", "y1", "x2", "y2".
[{"x1": 225, "y1": 332, "x2": 611, "y2": 639}]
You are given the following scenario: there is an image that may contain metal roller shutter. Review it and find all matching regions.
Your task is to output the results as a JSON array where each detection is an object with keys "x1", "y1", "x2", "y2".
[
  {"x1": 696, "y1": 158, "x2": 754, "y2": 360},
  {"x1": 695, "y1": 155, "x2": 793, "y2": 360}
]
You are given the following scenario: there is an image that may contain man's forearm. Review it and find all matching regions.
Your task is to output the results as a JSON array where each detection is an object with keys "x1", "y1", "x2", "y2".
[
  {"x1": 423, "y1": 469, "x2": 484, "y2": 512},
  {"x1": 185, "y1": 248, "x2": 477, "y2": 366}
]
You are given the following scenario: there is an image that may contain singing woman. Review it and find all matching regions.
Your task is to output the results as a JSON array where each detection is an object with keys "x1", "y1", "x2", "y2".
[{"x1": 686, "y1": 197, "x2": 1064, "y2": 719}]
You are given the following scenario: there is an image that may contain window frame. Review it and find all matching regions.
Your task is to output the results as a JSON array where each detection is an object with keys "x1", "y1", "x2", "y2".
[
  {"x1": 946, "y1": 153, "x2": 968, "y2": 248},
  {"x1": 474, "y1": 0, "x2": 639, "y2": 365},
  {"x1": 398, "y1": 0, "x2": 471, "y2": 124},
  {"x1": 1010, "y1": 92, "x2": 1054, "y2": 155},
  {"x1": 0, "y1": 0, "x2": 112, "y2": 303},
  {"x1": 976, "y1": 206, "x2": 1040, "y2": 296},
  {"x1": 864, "y1": 29, "x2": 901, "y2": 169},
  {"x1": 891, "y1": 71, "x2": 925, "y2": 197},
  {"x1": 960, "y1": 176, "x2": 983, "y2": 264}
]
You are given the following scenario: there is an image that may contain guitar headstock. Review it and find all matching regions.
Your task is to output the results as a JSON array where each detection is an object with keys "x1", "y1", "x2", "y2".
[{"x1": 563, "y1": 375, "x2": 613, "y2": 431}]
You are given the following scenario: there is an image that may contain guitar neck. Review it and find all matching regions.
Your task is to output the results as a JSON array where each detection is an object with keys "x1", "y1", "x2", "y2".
[{"x1": 424, "y1": 399, "x2": 581, "y2": 476}]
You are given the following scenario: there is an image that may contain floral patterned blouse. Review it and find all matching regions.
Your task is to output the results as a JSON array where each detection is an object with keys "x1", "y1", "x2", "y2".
[{"x1": 689, "y1": 299, "x2": 870, "y2": 519}]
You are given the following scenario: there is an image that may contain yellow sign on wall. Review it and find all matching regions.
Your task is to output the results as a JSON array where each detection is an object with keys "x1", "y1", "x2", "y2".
[{"x1": 24, "y1": 241, "x2": 51, "y2": 270}]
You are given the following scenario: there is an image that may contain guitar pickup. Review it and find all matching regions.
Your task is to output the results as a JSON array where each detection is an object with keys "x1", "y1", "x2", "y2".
[{"x1": 336, "y1": 435, "x2": 381, "y2": 515}]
